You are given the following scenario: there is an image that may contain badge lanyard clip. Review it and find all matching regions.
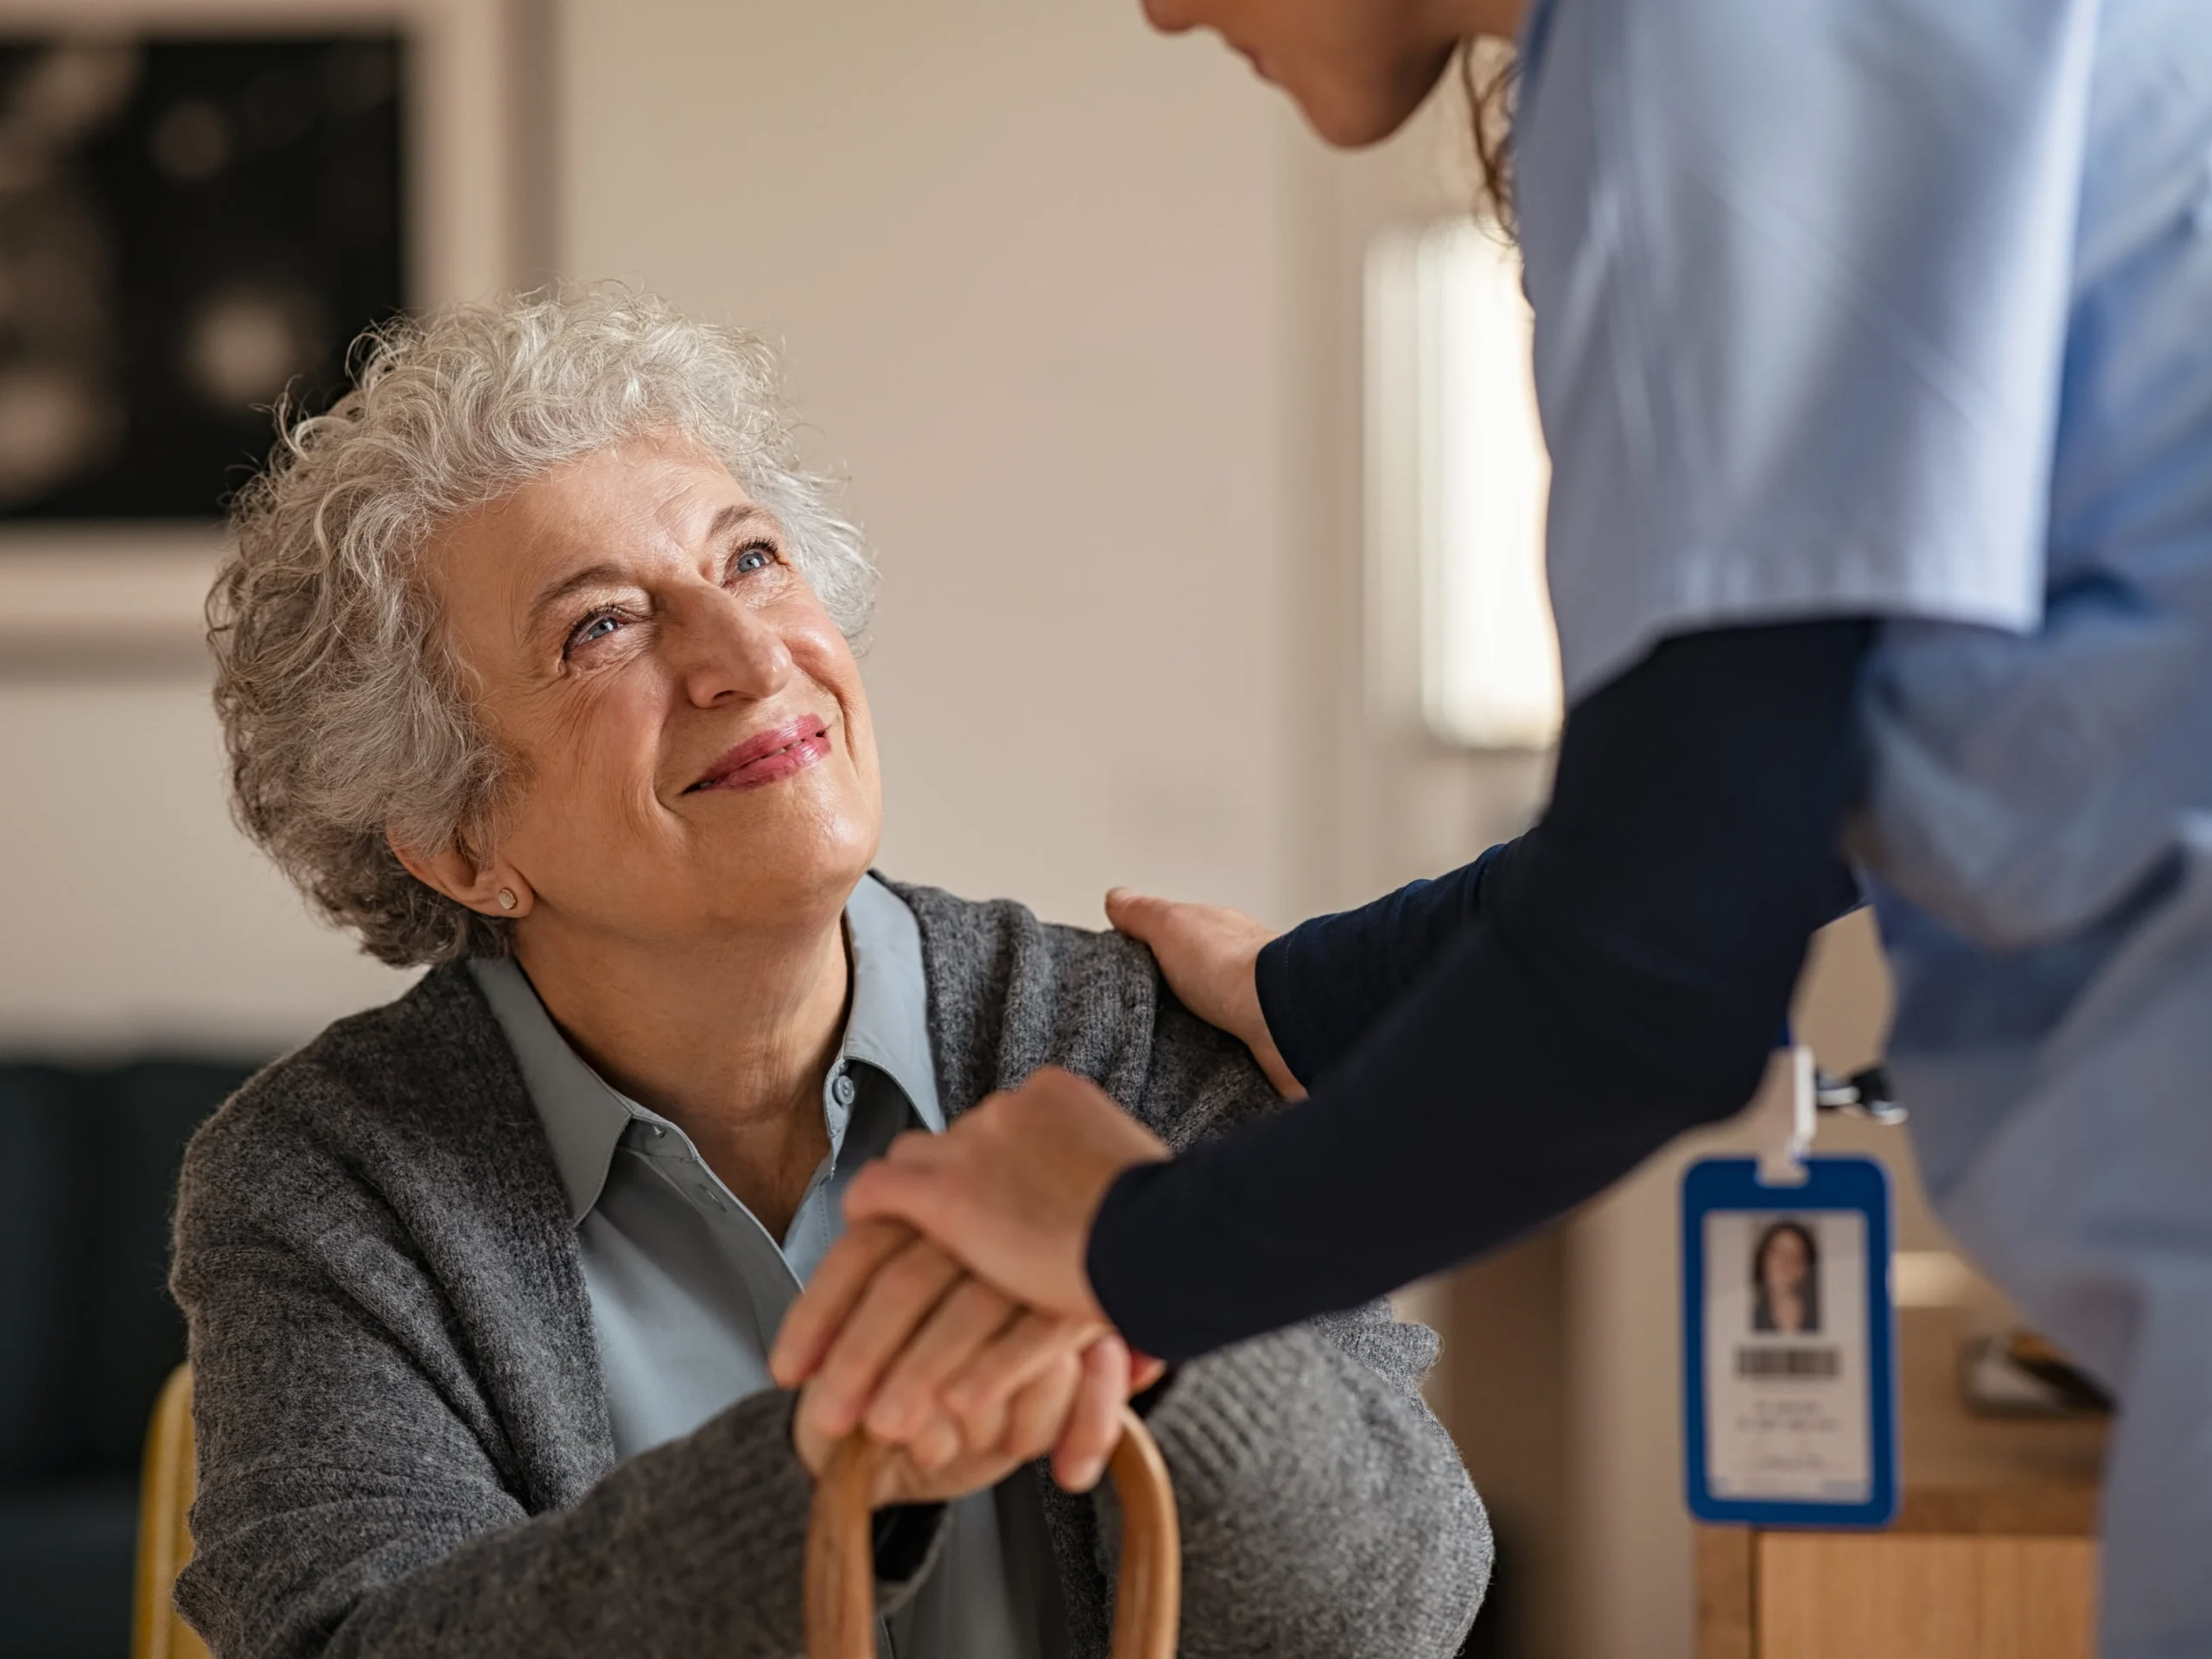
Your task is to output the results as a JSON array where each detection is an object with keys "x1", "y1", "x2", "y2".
[
  {"x1": 1746, "y1": 1045, "x2": 1816, "y2": 1187},
  {"x1": 1748, "y1": 1041, "x2": 1905, "y2": 1187}
]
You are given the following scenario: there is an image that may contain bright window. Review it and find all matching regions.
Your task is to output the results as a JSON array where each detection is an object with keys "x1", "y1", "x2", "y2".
[{"x1": 1368, "y1": 219, "x2": 1561, "y2": 750}]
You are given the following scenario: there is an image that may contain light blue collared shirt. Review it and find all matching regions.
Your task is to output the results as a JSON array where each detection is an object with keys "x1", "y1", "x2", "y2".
[
  {"x1": 471, "y1": 876, "x2": 1069, "y2": 1659},
  {"x1": 1517, "y1": 4, "x2": 2212, "y2": 1649}
]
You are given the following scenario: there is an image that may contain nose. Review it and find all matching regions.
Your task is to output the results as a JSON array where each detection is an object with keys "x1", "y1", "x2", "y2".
[{"x1": 670, "y1": 585, "x2": 794, "y2": 709}]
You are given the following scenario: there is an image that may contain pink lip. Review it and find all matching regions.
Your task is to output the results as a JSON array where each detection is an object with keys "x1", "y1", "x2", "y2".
[{"x1": 689, "y1": 715, "x2": 833, "y2": 792}]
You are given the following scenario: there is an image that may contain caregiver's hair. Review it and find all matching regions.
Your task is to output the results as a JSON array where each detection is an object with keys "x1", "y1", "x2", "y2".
[
  {"x1": 210, "y1": 284, "x2": 877, "y2": 969},
  {"x1": 1459, "y1": 39, "x2": 1517, "y2": 230}
]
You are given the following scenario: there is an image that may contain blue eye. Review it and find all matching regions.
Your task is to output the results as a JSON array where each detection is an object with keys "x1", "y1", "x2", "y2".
[
  {"x1": 733, "y1": 543, "x2": 775, "y2": 576},
  {"x1": 567, "y1": 611, "x2": 623, "y2": 654}
]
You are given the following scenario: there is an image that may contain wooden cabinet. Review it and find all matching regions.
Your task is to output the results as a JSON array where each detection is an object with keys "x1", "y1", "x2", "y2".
[
  {"x1": 1696, "y1": 1306, "x2": 2106, "y2": 1659},
  {"x1": 1697, "y1": 1491, "x2": 2097, "y2": 1659}
]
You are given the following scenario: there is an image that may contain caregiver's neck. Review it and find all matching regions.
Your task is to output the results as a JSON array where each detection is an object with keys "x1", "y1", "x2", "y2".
[{"x1": 513, "y1": 902, "x2": 849, "y2": 1240}]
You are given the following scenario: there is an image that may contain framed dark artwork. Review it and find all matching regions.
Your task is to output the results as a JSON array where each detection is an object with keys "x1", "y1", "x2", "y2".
[{"x1": 0, "y1": 33, "x2": 409, "y2": 524}]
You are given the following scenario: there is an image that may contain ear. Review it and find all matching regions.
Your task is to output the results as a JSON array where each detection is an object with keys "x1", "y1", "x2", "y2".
[{"x1": 387, "y1": 830, "x2": 535, "y2": 919}]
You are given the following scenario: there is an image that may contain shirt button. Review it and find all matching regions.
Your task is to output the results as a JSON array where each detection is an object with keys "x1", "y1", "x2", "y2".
[{"x1": 832, "y1": 1073, "x2": 857, "y2": 1108}]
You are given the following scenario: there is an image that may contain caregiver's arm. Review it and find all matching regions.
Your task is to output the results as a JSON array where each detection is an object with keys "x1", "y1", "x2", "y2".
[
  {"x1": 1105, "y1": 854, "x2": 1506, "y2": 1096},
  {"x1": 1251, "y1": 845, "x2": 1506, "y2": 1086},
  {"x1": 1124, "y1": 788, "x2": 1853, "y2": 1105},
  {"x1": 1246, "y1": 861, "x2": 1865, "y2": 1093},
  {"x1": 835, "y1": 616, "x2": 1873, "y2": 1370},
  {"x1": 1205, "y1": 792, "x2": 1855, "y2": 1096},
  {"x1": 1091, "y1": 617, "x2": 1875, "y2": 1358}
]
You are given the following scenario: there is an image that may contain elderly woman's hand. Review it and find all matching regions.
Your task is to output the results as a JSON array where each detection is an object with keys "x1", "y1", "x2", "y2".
[
  {"x1": 774, "y1": 1081, "x2": 1173, "y2": 1489},
  {"x1": 781, "y1": 1221, "x2": 1147, "y2": 1497}
]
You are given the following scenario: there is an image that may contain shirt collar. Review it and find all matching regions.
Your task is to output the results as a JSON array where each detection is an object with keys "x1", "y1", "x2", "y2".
[
  {"x1": 468, "y1": 953, "x2": 632, "y2": 1222},
  {"x1": 469, "y1": 873, "x2": 942, "y2": 1225},
  {"x1": 841, "y1": 873, "x2": 944, "y2": 1134}
]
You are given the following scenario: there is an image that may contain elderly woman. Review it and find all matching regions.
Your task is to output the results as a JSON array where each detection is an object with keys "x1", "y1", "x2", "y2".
[{"x1": 171, "y1": 287, "x2": 1490, "y2": 1659}]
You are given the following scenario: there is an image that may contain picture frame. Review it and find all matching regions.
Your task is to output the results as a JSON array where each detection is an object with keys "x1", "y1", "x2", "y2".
[{"x1": 0, "y1": 0, "x2": 547, "y2": 674}]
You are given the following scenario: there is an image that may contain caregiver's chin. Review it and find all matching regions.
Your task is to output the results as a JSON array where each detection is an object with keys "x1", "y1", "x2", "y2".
[
  {"x1": 391, "y1": 435, "x2": 882, "y2": 1240},
  {"x1": 1140, "y1": 0, "x2": 1525, "y2": 149}
]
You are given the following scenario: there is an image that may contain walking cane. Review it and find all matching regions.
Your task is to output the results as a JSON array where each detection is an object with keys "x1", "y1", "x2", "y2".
[{"x1": 806, "y1": 1405, "x2": 1180, "y2": 1658}]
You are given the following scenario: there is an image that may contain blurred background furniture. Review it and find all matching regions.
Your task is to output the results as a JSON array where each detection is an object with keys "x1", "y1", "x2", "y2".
[
  {"x1": 130, "y1": 1366, "x2": 207, "y2": 1659},
  {"x1": 0, "y1": 1059, "x2": 253, "y2": 1659},
  {"x1": 1694, "y1": 1301, "x2": 2105, "y2": 1659}
]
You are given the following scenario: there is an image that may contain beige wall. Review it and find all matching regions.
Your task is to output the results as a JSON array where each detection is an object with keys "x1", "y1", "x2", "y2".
[
  {"x1": 558, "y1": 0, "x2": 1311, "y2": 928},
  {"x1": 0, "y1": 671, "x2": 416, "y2": 1054}
]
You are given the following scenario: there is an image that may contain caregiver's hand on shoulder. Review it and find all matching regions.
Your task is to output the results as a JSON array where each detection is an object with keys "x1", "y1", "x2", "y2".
[
  {"x1": 1105, "y1": 887, "x2": 1305, "y2": 1099},
  {"x1": 779, "y1": 1217, "x2": 1147, "y2": 1493}
]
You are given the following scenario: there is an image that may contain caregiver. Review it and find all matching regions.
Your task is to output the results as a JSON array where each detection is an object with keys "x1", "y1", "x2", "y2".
[{"x1": 776, "y1": 3, "x2": 2212, "y2": 1651}]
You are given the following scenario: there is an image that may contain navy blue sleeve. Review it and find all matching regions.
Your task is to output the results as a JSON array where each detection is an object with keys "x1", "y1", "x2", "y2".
[
  {"x1": 1258, "y1": 849, "x2": 1861, "y2": 1090},
  {"x1": 1089, "y1": 619, "x2": 1873, "y2": 1363},
  {"x1": 1254, "y1": 845, "x2": 1507, "y2": 1087}
]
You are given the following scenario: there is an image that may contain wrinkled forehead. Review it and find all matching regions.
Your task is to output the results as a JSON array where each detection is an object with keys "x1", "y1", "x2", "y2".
[
  {"x1": 459, "y1": 432, "x2": 749, "y2": 569},
  {"x1": 425, "y1": 432, "x2": 758, "y2": 629}
]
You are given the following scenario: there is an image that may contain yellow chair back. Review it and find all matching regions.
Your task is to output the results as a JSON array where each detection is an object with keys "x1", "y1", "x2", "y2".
[{"x1": 132, "y1": 1363, "x2": 212, "y2": 1659}]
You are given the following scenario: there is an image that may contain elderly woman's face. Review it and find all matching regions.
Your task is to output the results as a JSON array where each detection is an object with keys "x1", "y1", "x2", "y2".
[{"x1": 431, "y1": 432, "x2": 880, "y2": 945}]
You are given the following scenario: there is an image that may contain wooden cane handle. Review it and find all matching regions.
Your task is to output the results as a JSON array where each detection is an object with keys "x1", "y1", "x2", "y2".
[
  {"x1": 804, "y1": 1405, "x2": 1180, "y2": 1659},
  {"x1": 1102, "y1": 1406, "x2": 1182, "y2": 1659}
]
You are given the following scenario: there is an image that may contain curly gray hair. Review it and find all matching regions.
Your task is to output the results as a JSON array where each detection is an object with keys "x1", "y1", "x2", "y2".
[{"x1": 210, "y1": 285, "x2": 877, "y2": 968}]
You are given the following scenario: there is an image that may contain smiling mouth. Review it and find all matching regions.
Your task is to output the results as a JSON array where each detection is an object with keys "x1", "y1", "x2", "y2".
[{"x1": 687, "y1": 715, "x2": 834, "y2": 792}]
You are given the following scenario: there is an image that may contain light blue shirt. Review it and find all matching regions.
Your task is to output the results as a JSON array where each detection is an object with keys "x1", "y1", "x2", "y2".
[
  {"x1": 1517, "y1": 3, "x2": 2212, "y2": 1650},
  {"x1": 470, "y1": 876, "x2": 1070, "y2": 1659}
]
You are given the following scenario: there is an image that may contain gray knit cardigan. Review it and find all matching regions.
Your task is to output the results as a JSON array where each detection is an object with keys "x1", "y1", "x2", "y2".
[{"x1": 170, "y1": 881, "x2": 1491, "y2": 1659}]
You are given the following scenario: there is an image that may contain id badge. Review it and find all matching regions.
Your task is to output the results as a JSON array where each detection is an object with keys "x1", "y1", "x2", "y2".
[{"x1": 1681, "y1": 1154, "x2": 1898, "y2": 1527}]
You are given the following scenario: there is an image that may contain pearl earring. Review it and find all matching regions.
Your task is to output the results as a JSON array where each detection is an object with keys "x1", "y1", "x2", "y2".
[{"x1": 497, "y1": 888, "x2": 518, "y2": 912}]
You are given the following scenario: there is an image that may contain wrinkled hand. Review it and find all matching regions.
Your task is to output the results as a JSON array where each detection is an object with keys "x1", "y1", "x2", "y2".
[
  {"x1": 842, "y1": 1067, "x2": 1168, "y2": 1322},
  {"x1": 1105, "y1": 888, "x2": 1304, "y2": 1098},
  {"x1": 774, "y1": 1077, "x2": 1172, "y2": 1486},
  {"x1": 778, "y1": 1220, "x2": 1151, "y2": 1495}
]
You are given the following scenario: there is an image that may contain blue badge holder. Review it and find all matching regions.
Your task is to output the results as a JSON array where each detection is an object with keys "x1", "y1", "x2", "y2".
[{"x1": 1682, "y1": 1154, "x2": 1899, "y2": 1528}]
